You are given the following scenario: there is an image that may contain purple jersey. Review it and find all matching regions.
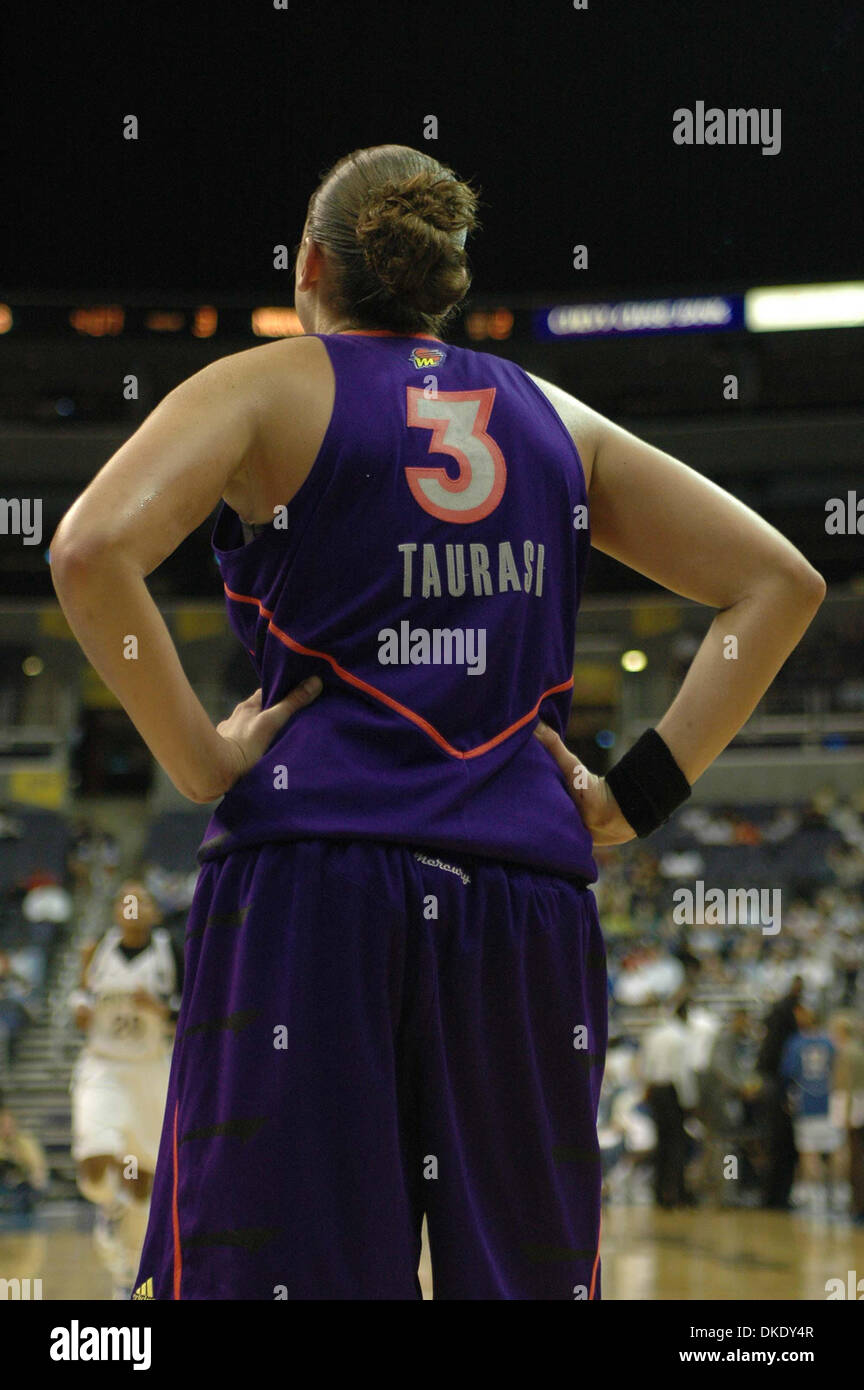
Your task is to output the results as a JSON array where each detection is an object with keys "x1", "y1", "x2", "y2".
[{"x1": 198, "y1": 331, "x2": 596, "y2": 882}]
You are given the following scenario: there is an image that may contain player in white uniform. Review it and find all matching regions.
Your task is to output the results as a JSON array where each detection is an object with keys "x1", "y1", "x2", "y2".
[{"x1": 69, "y1": 878, "x2": 182, "y2": 1297}]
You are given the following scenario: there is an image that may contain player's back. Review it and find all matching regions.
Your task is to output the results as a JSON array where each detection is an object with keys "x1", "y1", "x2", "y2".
[{"x1": 199, "y1": 331, "x2": 596, "y2": 882}]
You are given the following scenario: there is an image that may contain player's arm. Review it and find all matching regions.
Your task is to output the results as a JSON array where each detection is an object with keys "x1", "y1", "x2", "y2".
[
  {"x1": 69, "y1": 941, "x2": 98, "y2": 1030},
  {"x1": 78, "y1": 941, "x2": 97, "y2": 985},
  {"x1": 528, "y1": 378, "x2": 824, "y2": 839},
  {"x1": 526, "y1": 374, "x2": 603, "y2": 488},
  {"x1": 586, "y1": 416, "x2": 825, "y2": 783},
  {"x1": 49, "y1": 347, "x2": 321, "y2": 803}
]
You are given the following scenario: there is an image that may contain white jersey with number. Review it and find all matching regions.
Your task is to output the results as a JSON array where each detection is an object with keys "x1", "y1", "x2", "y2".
[{"x1": 84, "y1": 928, "x2": 176, "y2": 1062}]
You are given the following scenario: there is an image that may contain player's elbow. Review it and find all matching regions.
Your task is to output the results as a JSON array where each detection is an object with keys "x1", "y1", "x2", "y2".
[
  {"x1": 50, "y1": 529, "x2": 125, "y2": 585},
  {"x1": 180, "y1": 777, "x2": 226, "y2": 806},
  {"x1": 782, "y1": 557, "x2": 827, "y2": 610},
  {"x1": 757, "y1": 551, "x2": 827, "y2": 612}
]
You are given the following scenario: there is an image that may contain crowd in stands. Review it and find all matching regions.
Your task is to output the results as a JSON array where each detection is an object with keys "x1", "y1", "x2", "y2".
[
  {"x1": 596, "y1": 789, "x2": 864, "y2": 1220},
  {"x1": 0, "y1": 1087, "x2": 47, "y2": 1213},
  {"x1": 0, "y1": 805, "x2": 86, "y2": 1074}
]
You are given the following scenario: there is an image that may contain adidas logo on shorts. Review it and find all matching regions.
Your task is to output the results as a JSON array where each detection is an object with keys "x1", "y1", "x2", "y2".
[{"x1": 131, "y1": 1276, "x2": 154, "y2": 1300}]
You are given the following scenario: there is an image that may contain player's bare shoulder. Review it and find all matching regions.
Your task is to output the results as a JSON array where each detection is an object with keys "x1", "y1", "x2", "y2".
[
  {"x1": 526, "y1": 372, "x2": 605, "y2": 489},
  {"x1": 219, "y1": 335, "x2": 336, "y2": 519}
]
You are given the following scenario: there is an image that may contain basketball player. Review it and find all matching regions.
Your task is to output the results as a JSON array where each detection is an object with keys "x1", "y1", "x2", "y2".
[
  {"x1": 49, "y1": 145, "x2": 825, "y2": 1299},
  {"x1": 69, "y1": 878, "x2": 181, "y2": 1297},
  {"x1": 781, "y1": 1004, "x2": 842, "y2": 1211}
]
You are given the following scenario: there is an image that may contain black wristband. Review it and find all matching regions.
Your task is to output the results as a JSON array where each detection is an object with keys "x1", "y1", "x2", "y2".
[{"x1": 604, "y1": 729, "x2": 691, "y2": 838}]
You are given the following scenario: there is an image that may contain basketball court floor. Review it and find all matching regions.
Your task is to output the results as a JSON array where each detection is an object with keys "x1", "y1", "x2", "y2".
[{"x1": 3, "y1": 1205, "x2": 862, "y2": 1300}]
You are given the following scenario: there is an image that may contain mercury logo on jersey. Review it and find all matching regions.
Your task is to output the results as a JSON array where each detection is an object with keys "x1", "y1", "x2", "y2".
[{"x1": 409, "y1": 346, "x2": 446, "y2": 369}]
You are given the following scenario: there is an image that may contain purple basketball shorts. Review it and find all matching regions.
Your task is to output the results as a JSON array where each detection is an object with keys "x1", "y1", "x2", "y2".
[{"x1": 135, "y1": 838, "x2": 606, "y2": 1300}]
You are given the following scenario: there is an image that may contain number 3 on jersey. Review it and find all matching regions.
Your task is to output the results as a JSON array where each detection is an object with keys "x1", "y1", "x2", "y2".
[{"x1": 404, "y1": 387, "x2": 507, "y2": 523}]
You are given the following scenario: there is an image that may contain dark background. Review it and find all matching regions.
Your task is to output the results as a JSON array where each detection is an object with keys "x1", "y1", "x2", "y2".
[{"x1": 2, "y1": 0, "x2": 861, "y2": 296}]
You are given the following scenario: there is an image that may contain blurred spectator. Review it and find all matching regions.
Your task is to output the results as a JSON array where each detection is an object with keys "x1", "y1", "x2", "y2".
[
  {"x1": 676, "y1": 806, "x2": 735, "y2": 845},
  {"x1": 0, "y1": 952, "x2": 36, "y2": 1068},
  {"x1": 755, "y1": 976, "x2": 802, "y2": 1210},
  {"x1": 600, "y1": 1040, "x2": 656, "y2": 1204},
  {"x1": 830, "y1": 1013, "x2": 864, "y2": 1224},
  {"x1": 0, "y1": 1089, "x2": 47, "y2": 1212},
  {"x1": 755, "y1": 973, "x2": 805, "y2": 1212},
  {"x1": 142, "y1": 864, "x2": 198, "y2": 915},
  {"x1": 0, "y1": 807, "x2": 24, "y2": 841},
  {"x1": 595, "y1": 792, "x2": 864, "y2": 1219},
  {"x1": 801, "y1": 787, "x2": 836, "y2": 828},
  {"x1": 659, "y1": 849, "x2": 705, "y2": 879},
  {"x1": 67, "y1": 822, "x2": 119, "y2": 891},
  {"x1": 761, "y1": 808, "x2": 800, "y2": 844},
  {"x1": 614, "y1": 946, "x2": 685, "y2": 1006},
  {"x1": 757, "y1": 976, "x2": 803, "y2": 1075},
  {"x1": 731, "y1": 816, "x2": 762, "y2": 847},
  {"x1": 641, "y1": 1001, "x2": 697, "y2": 1209},
  {"x1": 687, "y1": 999, "x2": 721, "y2": 1073},
  {"x1": 781, "y1": 1004, "x2": 841, "y2": 1212},
  {"x1": 21, "y1": 884, "x2": 71, "y2": 928},
  {"x1": 699, "y1": 1009, "x2": 758, "y2": 1205}
]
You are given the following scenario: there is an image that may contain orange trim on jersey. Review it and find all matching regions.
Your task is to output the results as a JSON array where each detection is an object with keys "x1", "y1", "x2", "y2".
[
  {"x1": 223, "y1": 584, "x2": 574, "y2": 760},
  {"x1": 588, "y1": 1216, "x2": 602, "y2": 1300},
  {"x1": 337, "y1": 330, "x2": 444, "y2": 341},
  {"x1": 172, "y1": 1103, "x2": 182, "y2": 1300}
]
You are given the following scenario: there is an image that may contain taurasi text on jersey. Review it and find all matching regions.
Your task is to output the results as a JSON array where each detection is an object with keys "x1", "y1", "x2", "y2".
[{"x1": 397, "y1": 540, "x2": 545, "y2": 599}]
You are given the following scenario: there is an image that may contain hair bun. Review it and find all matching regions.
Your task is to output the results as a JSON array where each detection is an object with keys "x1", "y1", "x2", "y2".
[{"x1": 355, "y1": 172, "x2": 478, "y2": 316}]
